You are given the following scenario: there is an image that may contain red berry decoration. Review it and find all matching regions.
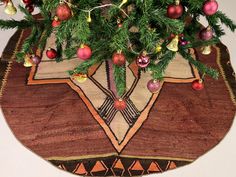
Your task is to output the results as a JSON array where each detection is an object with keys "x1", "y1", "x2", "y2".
[
  {"x1": 46, "y1": 48, "x2": 57, "y2": 59},
  {"x1": 167, "y1": 0, "x2": 184, "y2": 19},
  {"x1": 136, "y1": 51, "x2": 150, "y2": 68},
  {"x1": 25, "y1": 4, "x2": 34, "y2": 13},
  {"x1": 203, "y1": 0, "x2": 218, "y2": 16},
  {"x1": 77, "y1": 44, "x2": 92, "y2": 60},
  {"x1": 22, "y1": 0, "x2": 32, "y2": 5},
  {"x1": 147, "y1": 79, "x2": 161, "y2": 93},
  {"x1": 199, "y1": 27, "x2": 213, "y2": 41},
  {"x1": 114, "y1": 99, "x2": 127, "y2": 111},
  {"x1": 31, "y1": 55, "x2": 41, "y2": 65},
  {"x1": 52, "y1": 16, "x2": 61, "y2": 27},
  {"x1": 56, "y1": 3, "x2": 72, "y2": 21},
  {"x1": 192, "y1": 79, "x2": 204, "y2": 91},
  {"x1": 112, "y1": 51, "x2": 126, "y2": 66}
]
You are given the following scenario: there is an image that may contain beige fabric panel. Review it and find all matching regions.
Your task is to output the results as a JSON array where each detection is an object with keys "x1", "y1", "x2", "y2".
[{"x1": 164, "y1": 53, "x2": 194, "y2": 79}]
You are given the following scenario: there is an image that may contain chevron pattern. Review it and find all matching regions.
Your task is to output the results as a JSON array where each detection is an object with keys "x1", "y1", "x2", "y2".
[{"x1": 51, "y1": 156, "x2": 191, "y2": 176}]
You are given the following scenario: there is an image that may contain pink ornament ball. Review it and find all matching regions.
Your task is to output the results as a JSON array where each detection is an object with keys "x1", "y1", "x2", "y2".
[
  {"x1": 31, "y1": 55, "x2": 41, "y2": 65},
  {"x1": 136, "y1": 53, "x2": 150, "y2": 68},
  {"x1": 199, "y1": 27, "x2": 213, "y2": 41},
  {"x1": 77, "y1": 45, "x2": 92, "y2": 60},
  {"x1": 147, "y1": 79, "x2": 161, "y2": 93},
  {"x1": 203, "y1": 0, "x2": 218, "y2": 16},
  {"x1": 180, "y1": 40, "x2": 188, "y2": 46}
]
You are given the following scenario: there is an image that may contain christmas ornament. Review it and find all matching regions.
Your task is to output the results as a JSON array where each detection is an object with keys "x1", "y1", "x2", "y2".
[
  {"x1": 46, "y1": 48, "x2": 57, "y2": 59},
  {"x1": 4, "y1": 0, "x2": 17, "y2": 15},
  {"x1": 31, "y1": 55, "x2": 41, "y2": 65},
  {"x1": 117, "y1": 18, "x2": 123, "y2": 28},
  {"x1": 87, "y1": 12, "x2": 92, "y2": 23},
  {"x1": 167, "y1": 35, "x2": 179, "y2": 52},
  {"x1": 192, "y1": 79, "x2": 204, "y2": 91},
  {"x1": 201, "y1": 45, "x2": 212, "y2": 55},
  {"x1": 22, "y1": 0, "x2": 32, "y2": 5},
  {"x1": 156, "y1": 45, "x2": 162, "y2": 53},
  {"x1": 73, "y1": 74, "x2": 88, "y2": 83},
  {"x1": 147, "y1": 79, "x2": 161, "y2": 93},
  {"x1": 203, "y1": 0, "x2": 218, "y2": 16},
  {"x1": 167, "y1": 0, "x2": 184, "y2": 19},
  {"x1": 114, "y1": 99, "x2": 127, "y2": 111},
  {"x1": 199, "y1": 27, "x2": 213, "y2": 41},
  {"x1": 56, "y1": 3, "x2": 72, "y2": 21},
  {"x1": 180, "y1": 40, "x2": 188, "y2": 46},
  {"x1": 136, "y1": 51, "x2": 150, "y2": 68},
  {"x1": 112, "y1": 51, "x2": 126, "y2": 66},
  {"x1": 77, "y1": 44, "x2": 92, "y2": 60},
  {"x1": 23, "y1": 55, "x2": 33, "y2": 67},
  {"x1": 52, "y1": 16, "x2": 61, "y2": 27},
  {"x1": 25, "y1": 3, "x2": 34, "y2": 13},
  {"x1": 119, "y1": 0, "x2": 128, "y2": 8},
  {"x1": 179, "y1": 37, "x2": 188, "y2": 46}
]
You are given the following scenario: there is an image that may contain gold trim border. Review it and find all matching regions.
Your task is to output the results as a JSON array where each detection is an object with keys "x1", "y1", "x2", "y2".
[
  {"x1": 215, "y1": 45, "x2": 236, "y2": 106},
  {"x1": 0, "y1": 30, "x2": 24, "y2": 99},
  {"x1": 46, "y1": 153, "x2": 194, "y2": 162}
]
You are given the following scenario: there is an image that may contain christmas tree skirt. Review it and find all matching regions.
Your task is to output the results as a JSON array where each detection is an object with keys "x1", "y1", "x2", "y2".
[{"x1": 1, "y1": 29, "x2": 236, "y2": 176}]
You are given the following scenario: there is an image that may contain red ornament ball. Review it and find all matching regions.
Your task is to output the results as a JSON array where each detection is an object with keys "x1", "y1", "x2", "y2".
[
  {"x1": 118, "y1": 23, "x2": 123, "y2": 28},
  {"x1": 192, "y1": 79, "x2": 204, "y2": 91},
  {"x1": 199, "y1": 27, "x2": 213, "y2": 41},
  {"x1": 167, "y1": 3, "x2": 184, "y2": 19},
  {"x1": 25, "y1": 4, "x2": 34, "y2": 13},
  {"x1": 56, "y1": 3, "x2": 72, "y2": 21},
  {"x1": 31, "y1": 55, "x2": 41, "y2": 65},
  {"x1": 112, "y1": 52, "x2": 126, "y2": 66},
  {"x1": 114, "y1": 99, "x2": 127, "y2": 111},
  {"x1": 203, "y1": 0, "x2": 218, "y2": 16},
  {"x1": 52, "y1": 16, "x2": 61, "y2": 27},
  {"x1": 22, "y1": 0, "x2": 32, "y2": 5},
  {"x1": 136, "y1": 52, "x2": 150, "y2": 68},
  {"x1": 46, "y1": 48, "x2": 57, "y2": 59},
  {"x1": 147, "y1": 79, "x2": 161, "y2": 93},
  {"x1": 77, "y1": 45, "x2": 92, "y2": 60}
]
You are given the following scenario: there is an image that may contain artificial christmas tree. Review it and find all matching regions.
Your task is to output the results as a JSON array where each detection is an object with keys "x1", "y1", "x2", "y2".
[{"x1": 0, "y1": 0, "x2": 236, "y2": 176}]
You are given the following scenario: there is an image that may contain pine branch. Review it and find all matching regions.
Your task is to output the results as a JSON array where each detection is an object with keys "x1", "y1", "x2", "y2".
[
  {"x1": 182, "y1": 37, "x2": 220, "y2": 49},
  {"x1": 69, "y1": 55, "x2": 103, "y2": 75},
  {"x1": 149, "y1": 51, "x2": 176, "y2": 79},
  {"x1": 207, "y1": 15, "x2": 225, "y2": 37},
  {"x1": 38, "y1": 27, "x2": 53, "y2": 50},
  {"x1": 151, "y1": 8, "x2": 185, "y2": 34},
  {"x1": 179, "y1": 48, "x2": 219, "y2": 79},
  {"x1": 113, "y1": 64, "x2": 126, "y2": 96},
  {"x1": 139, "y1": 15, "x2": 159, "y2": 52},
  {"x1": 18, "y1": 5, "x2": 34, "y2": 21},
  {"x1": 0, "y1": 19, "x2": 33, "y2": 30},
  {"x1": 16, "y1": 26, "x2": 38, "y2": 62},
  {"x1": 110, "y1": 19, "x2": 130, "y2": 52},
  {"x1": 215, "y1": 11, "x2": 236, "y2": 32}
]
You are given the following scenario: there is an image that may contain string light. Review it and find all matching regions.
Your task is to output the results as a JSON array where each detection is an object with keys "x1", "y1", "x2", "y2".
[{"x1": 63, "y1": 0, "x2": 129, "y2": 22}]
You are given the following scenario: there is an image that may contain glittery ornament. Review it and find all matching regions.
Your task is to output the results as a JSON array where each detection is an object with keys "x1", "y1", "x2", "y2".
[
  {"x1": 136, "y1": 51, "x2": 150, "y2": 68},
  {"x1": 147, "y1": 79, "x2": 161, "y2": 93}
]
